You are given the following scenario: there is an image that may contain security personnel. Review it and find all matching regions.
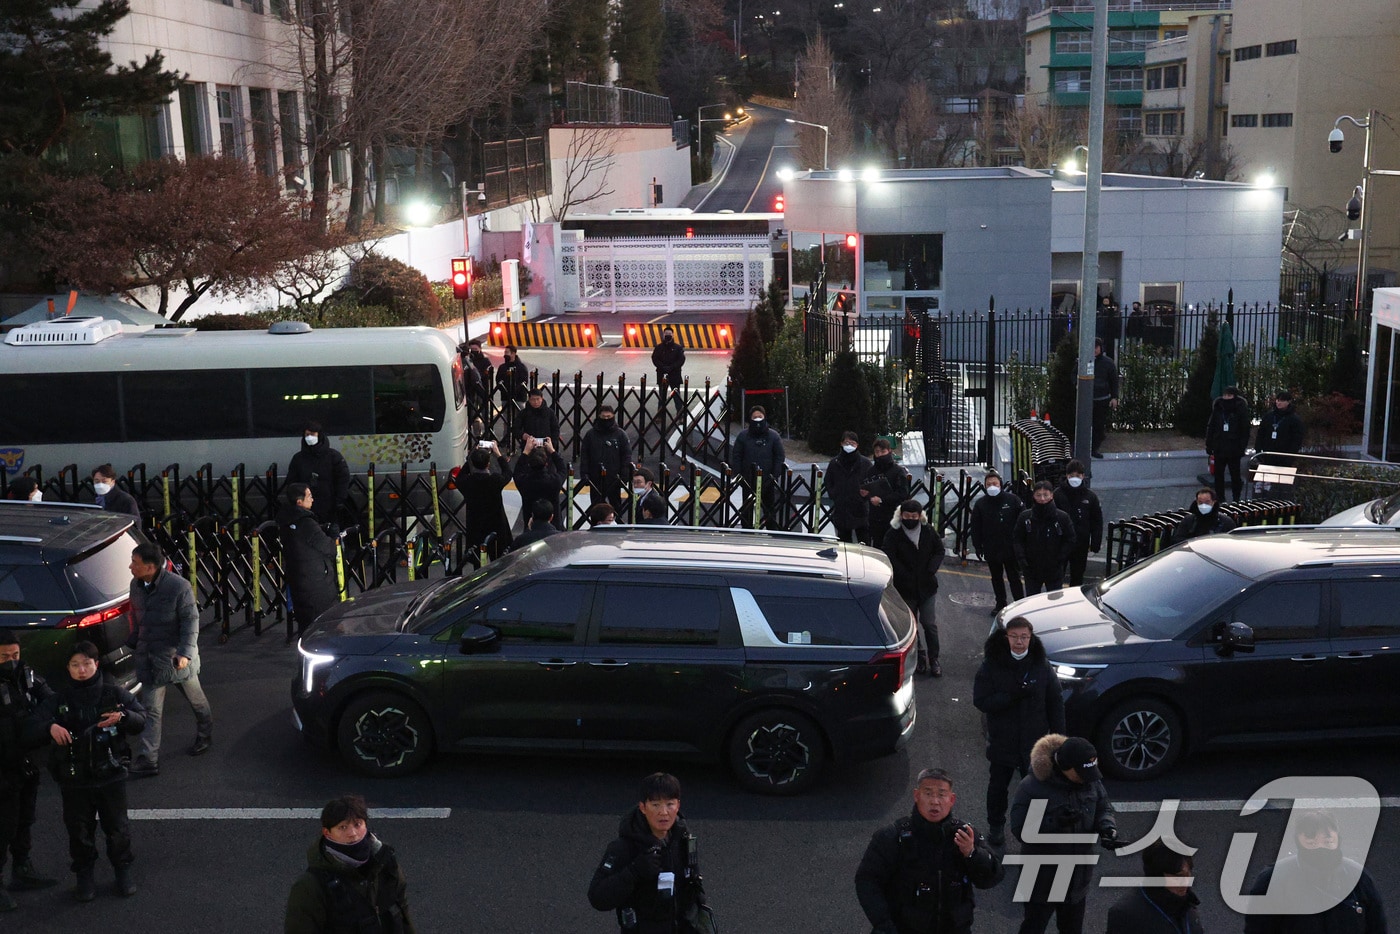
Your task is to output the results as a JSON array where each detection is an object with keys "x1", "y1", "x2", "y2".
[
  {"x1": 856, "y1": 767, "x2": 1004, "y2": 934},
  {"x1": 1052, "y1": 460, "x2": 1103, "y2": 587},
  {"x1": 278, "y1": 483, "x2": 340, "y2": 635},
  {"x1": 1013, "y1": 482, "x2": 1076, "y2": 595},
  {"x1": 969, "y1": 470, "x2": 1024, "y2": 614},
  {"x1": 0, "y1": 632, "x2": 57, "y2": 908}
]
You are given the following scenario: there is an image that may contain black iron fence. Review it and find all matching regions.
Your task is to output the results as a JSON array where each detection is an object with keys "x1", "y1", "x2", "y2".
[{"x1": 1104, "y1": 500, "x2": 1304, "y2": 575}]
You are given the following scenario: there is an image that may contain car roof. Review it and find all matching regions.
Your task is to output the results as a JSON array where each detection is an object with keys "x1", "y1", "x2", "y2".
[
  {"x1": 0, "y1": 503, "x2": 135, "y2": 563},
  {"x1": 519, "y1": 526, "x2": 890, "y2": 585},
  {"x1": 1185, "y1": 527, "x2": 1400, "y2": 578}
]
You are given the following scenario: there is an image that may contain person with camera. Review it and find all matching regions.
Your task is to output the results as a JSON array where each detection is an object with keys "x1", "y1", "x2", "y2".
[
  {"x1": 515, "y1": 386, "x2": 562, "y2": 453},
  {"x1": 514, "y1": 434, "x2": 567, "y2": 532},
  {"x1": 34, "y1": 642, "x2": 146, "y2": 902},
  {"x1": 973, "y1": 619, "x2": 1064, "y2": 848},
  {"x1": 0, "y1": 631, "x2": 58, "y2": 907},
  {"x1": 855, "y1": 767, "x2": 1004, "y2": 934},
  {"x1": 589, "y1": 772, "x2": 709, "y2": 934},
  {"x1": 458, "y1": 441, "x2": 513, "y2": 560},
  {"x1": 1008, "y1": 735, "x2": 1119, "y2": 934}
]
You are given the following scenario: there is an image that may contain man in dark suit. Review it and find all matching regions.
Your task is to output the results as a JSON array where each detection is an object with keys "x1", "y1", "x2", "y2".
[{"x1": 91, "y1": 465, "x2": 141, "y2": 520}]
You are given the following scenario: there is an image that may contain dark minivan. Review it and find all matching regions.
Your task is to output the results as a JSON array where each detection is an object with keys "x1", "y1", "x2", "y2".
[
  {"x1": 292, "y1": 527, "x2": 918, "y2": 794},
  {"x1": 996, "y1": 527, "x2": 1400, "y2": 780}
]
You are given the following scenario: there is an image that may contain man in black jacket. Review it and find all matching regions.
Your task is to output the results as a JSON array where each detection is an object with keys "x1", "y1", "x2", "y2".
[
  {"x1": 580, "y1": 405, "x2": 632, "y2": 514},
  {"x1": 883, "y1": 499, "x2": 946, "y2": 677},
  {"x1": 1255, "y1": 389, "x2": 1304, "y2": 478},
  {"x1": 1173, "y1": 488, "x2": 1237, "y2": 542},
  {"x1": 826, "y1": 431, "x2": 873, "y2": 544},
  {"x1": 0, "y1": 632, "x2": 57, "y2": 905},
  {"x1": 278, "y1": 484, "x2": 340, "y2": 636},
  {"x1": 1013, "y1": 483, "x2": 1076, "y2": 595},
  {"x1": 286, "y1": 422, "x2": 351, "y2": 527},
  {"x1": 730, "y1": 406, "x2": 786, "y2": 529},
  {"x1": 495, "y1": 345, "x2": 530, "y2": 405},
  {"x1": 514, "y1": 387, "x2": 561, "y2": 452},
  {"x1": 1106, "y1": 840, "x2": 1202, "y2": 934},
  {"x1": 856, "y1": 767, "x2": 1005, "y2": 934},
  {"x1": 91, "y1": 465, "x2": 141, "y2": 521},
  {"x1": 1205, "y1": 385, "x2": 1253, "y2": 502},
  {"x1": 629, "y1": 467, "x2": 667, "y2": 525},
  {"x1": 651, "y1": 327, "x2": 686, "y2": 410},
  {"x1": 589, "y1": 773, "x2": 707, "y2": 934},
  {"x1": 1091, "y1": 339, "x2": 1119, "y2": 459},
  {"x1": 1009, "y1": 734, "x2": 1118, "y2": 934},
  {"x1": 513, "y1": 438, "x2": 566, "y2": 531},
  {"x1": 973, "y1": 620, "x2": 1064, "y2": 848},
  {"x1": 512, "y1": 499, "x2": 560, "y2": 550},
  {"x1": 1052, "y1": 461, "x2": 1103, "y2": 587},
  {"x1": 1243, "y1": 809, "x2": 1386, "y2": 934},
  {"x1": 970, "y1": 470, "x2": 1023, "y2": 614}
]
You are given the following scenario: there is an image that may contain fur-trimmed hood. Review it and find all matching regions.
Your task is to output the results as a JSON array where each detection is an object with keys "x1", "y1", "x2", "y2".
[
  {"x1": 983, "y1": 628, "x2": 1047, "y2": 664},
  {"x1": 1029, "y1": 733, "x2": 1068, "y2": 781}
]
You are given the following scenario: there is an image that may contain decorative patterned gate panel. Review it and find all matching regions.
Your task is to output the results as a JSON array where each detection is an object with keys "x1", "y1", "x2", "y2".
[{"x1": 560, "y1": 235, "x2": 772, "y2": 312}]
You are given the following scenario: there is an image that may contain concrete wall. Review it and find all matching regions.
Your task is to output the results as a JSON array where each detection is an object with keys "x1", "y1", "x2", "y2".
[{"x1": 548, "y1": 126, "x2": 692, "y2": 218}]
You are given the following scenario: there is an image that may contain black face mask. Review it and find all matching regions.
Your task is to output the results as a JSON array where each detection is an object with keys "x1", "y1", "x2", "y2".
[
  {"x1": 1034, "y1": 500, "x2": 1056, "y2": 516},
  {"x1": 662, "y1": 335, "x2": 673, "y2": 343},
  {"x1": 595, "y1": 417, "x2": 614, "y2": 431},
  {"x1": 901, "y1": 518, "x2": 920, "y2": 529},
  {"x1": 324, "y1": 835, "x2": 374, "y2": 863},
  {"x1": 1297, "y1": 846, "x2": 1343, "y2": 875},
  {"x1": 749, "y1": 420, "x2": 766, "y2": 436},
  {"x1": 0, "y1": 660, "x2": 18, "y2": 679}
]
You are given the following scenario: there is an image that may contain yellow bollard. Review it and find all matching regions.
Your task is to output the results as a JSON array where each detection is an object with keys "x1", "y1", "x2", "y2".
[
  {"x1": 231, "y1": 475, "x2": 240, "y2": 540},
  {"x1": 186, "y1": 530, "x2": 198, "y2": 603},
  {"x1": 406, "y1": 539, "x2": 416, "y2": 582},
  {"x1": 430, "y1": 464, "x2": 442, "y2": 539},
  {"x1": 335, "y1": 537, "x2": 347, "y2": 601},
  {"x1": 367, "y1": 468, "x2": 376, "y2": 539},
  {"x1": 753, "y1": 472, "x2": 763, "y2": 529},
  {"x1": 251, "y1": 536, "x2": 262, "y2": 615},
  {"x1": 162, "y1": 472, "x2": 172, "y2": 520},
  {"x1": 692, "y1": 472, "x2": 701, "y2": 527}
]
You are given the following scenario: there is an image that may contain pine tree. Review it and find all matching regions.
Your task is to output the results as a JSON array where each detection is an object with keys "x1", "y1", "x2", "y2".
[
  {"x1": 1176, "y1": 313, "x2": 1220, "y2": 436},
  {"x1": 1044, "y1": 331, "x2": 1079, "y2": 439},
  {"x1": 727, "y1": 313, "x2": 769, "y2": 419},
  {"x1": 612, "y1": 0, "x2": 665, "y2": 93},
  {"x1": 810, "y1": 350, "x2": 874, "y2": 454}
]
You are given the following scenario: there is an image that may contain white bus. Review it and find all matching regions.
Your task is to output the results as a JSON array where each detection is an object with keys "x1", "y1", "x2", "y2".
[{"x1": 0, "y1": 318, "x2": 469, "y2": 478}]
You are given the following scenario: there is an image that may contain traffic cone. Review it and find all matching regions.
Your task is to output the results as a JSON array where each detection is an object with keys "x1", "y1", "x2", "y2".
[
  {"x1": 1043, "y1": 411, "x2": 1051, "y2": 425},
  {"x1": 1030, "y1": 406, "x2": 1038, "y2": 419}
]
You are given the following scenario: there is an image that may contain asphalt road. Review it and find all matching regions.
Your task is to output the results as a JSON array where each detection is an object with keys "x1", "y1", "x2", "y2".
[
  {"x1": 696, "y1": 104, "x2": 792, "y2": 215},
  {"x1": 20, "y1": 561, "x2": 1400, "y2": 932}
]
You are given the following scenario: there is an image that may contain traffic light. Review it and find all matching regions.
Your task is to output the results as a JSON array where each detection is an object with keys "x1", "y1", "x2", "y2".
[
  {"x1": 773, "y1": 194, "x2": 785, "y2": 213},
  {"x1": 845, "y1": 233, "x2": 858, "y2": 249},
  {"x1": 451, "y1": 257, "x2": 473, "y2": 300}
]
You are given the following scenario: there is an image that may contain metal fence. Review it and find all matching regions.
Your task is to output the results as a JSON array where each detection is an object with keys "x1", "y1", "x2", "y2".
[
  {"x1": 563, "y1": 82, "x2": 673, "y2": 127},
  {"x1": 1103, "y1": 500, "x2": 1304, "y2": 575}
]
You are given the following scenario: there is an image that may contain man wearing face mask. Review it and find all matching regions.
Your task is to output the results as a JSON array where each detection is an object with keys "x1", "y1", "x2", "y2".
[
  {"x1": 651, "y1": 327, "x2": 687, "y2": 411},
  {"x1": 495, "y1": 345, "x2": 530, "y2": 407},
  {"x1": 731, "y1": 406, "x2": 787, "y2": 528},
  {"x1": 883, "y1": 500, "x2": 946, "y2": 677},
  {"x1": 1244, "y1": 809, "x2": 1386, "y2": 934},
  {"x1": 286, "y1": 422, "x2": 351, "y2": 527},
  {"x1": 91, "y1": 465, "x2": 141, "y2": 520},
  {"x1": 1013, "y1": 483, "x2": 1076, "y2": 596},
  {"x1": 1052, "y1": 461, "x2": 1103, "y2": 587},
  {"x1": 6, "y1": 478, "x2": 41, "y2": 503},
  {"x1": 861, "y1": 438, "x2": 911, "y2": 535},
  {"x1": 0, "y1": 632, "x2": 58, "y2": 906},
  {"x1": 826, "y1": 431, "x2": 873, "y2": 544},
  {"x1": 970, "y1": 470, "x2": 1024, "y2": 614},
  {"x1": 629, "y1": 467, "x2": 667, "y2": 525},
  {"x1": 1173, "y1": 488, "x2": 1236, "y2": 542},
  {"x1": 581, "y1": 405, "x2": 633, "y2": 514},
  {"x1": 1106, "y1": 840, "x2": 1202, "y2": 934}
]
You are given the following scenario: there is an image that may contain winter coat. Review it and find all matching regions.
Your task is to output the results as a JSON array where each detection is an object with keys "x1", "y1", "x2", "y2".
[
  {"x1": 285, "y1": 835, "x2": 415, "y2": 934},
  {"x1": 627, "y1": 489, "x2": 668, "y2": 525},
  {"x1": 882, "y1": 521, "x2": 946, "y2": 608},
  {"x1": 1093, "y1": 354, "x2": 1119, "y2": 401},
  {"x1": 467, "y1": 349, "x2": 492, "y2": 385},
  {"x1": 515, "y1": 403, "x2": 561, "y2": 448},
  {"x1": 458, "y1": 456, "x2": 513, "y2": 553},
  {"x1": 1106, "y1": 887, "x2": 1204, "y2": 934},
  {"x1": 826, "y1": 450, "x2": 874, "y2": 531},
  {"x1": 278, "y1": 503, "x2": 340, "y2": 627},
  {"x1": 971, "y1": 488, "x2": 1023, "y2": 561},
  {"x1": 98, "y1": 485, "x2": 142, "y2": 520},
  {"x1": 495, "y1": 357, "x2": 530, "y2": 403},
  {"x1": 588, "y1": 808, "x2": 706, "y2": 934},
  {"x1": 1053, "y1": 482, "x2": 1103, "y2": 552},
  {"x1": 1256, "y1": 403, "x2": 1304, "y2": 459},
  {"x1": 1173, "y1": 504, "x2": 1237, "y2": 542},
  {"x1": 1012, "y1": 503, "x2": 1076, "y2": 580},
  {"x1": 580, "y1": 424, "x2": 634, "y2": 489},
  {"x1": 512, "y1": 524, "x2": 559, "y2": 551},
  {"x1": 730, "y1": 425, "x2": 786, "y2": 481},
  {"x1": 862, "y1": 456, "x2": 911, "y2": 534},
  {"x1": 1243, "y1": 855, "x2": 1386, "y2": 934},
  {"x1": 36, "y1": 673, "x2": 146, "y2": 789},
  {"x1": 0, "y1": 663, "x2": 54, "y2": 784},
  {"x1": 1205, "y1": 394, "x2": 1254, "y2": 459},
  {"x1": 129, "y1": 568, "x2": 201, "y2": 686},
  {"x1": 651, "y1": 339, "x2": 686, "y2": 388},
  {"x1": 973, "y1": 631, "x2": 1065, "y2": 770},
  {"x1": 287, "y1": 436, "x2": 352, "y2": 526},
  {"x1": 1008, "y1": 733, "x2": 1116, "y2": 905},
  {"x1": 855, "y1": 807, "x2": 1005, "y2": 934},
  {"x1": 513, "y1": 451, "x2": 567, "y2": 530}
]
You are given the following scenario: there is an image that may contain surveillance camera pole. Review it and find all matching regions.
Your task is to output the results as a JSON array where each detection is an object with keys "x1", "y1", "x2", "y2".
[{"x1": 1074, "y1": 0, "x2": 1108, "y2": 467}]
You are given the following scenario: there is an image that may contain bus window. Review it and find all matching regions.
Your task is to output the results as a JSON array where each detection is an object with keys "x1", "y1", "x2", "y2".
[
  {"x1": 124, "y1": 370, "x2": 249, "y2": 440},
  {"x1": 249, "y1": 367, "x2": 374, "y2": 438},
  {"x1": 373, "y1": 365, "x2": 446, "y2": 433},
  {"x1": 2, "y1": 373, "x2": 122, "y2": 445}
]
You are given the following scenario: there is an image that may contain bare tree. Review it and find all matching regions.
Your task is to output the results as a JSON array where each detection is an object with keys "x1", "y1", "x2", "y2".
[
  {"x1": 794, "y1": 33, "x2": 856, "y2": 169},
  {"x1": 1138, "y1": 133, "x2": 1242, "y2": 181},
  {"x1": 896, "y1": 82, "x2": 938, "y2": 168},
  {"x1": 547, "y1": 125, "x2": 621, "y2": 221},
  {"x1": 1006, "y1": 99, "x2": 1087, "y2": 169}
]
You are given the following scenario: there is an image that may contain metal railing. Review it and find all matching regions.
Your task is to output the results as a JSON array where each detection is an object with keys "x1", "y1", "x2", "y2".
[{"x1": 563, "y1": 82, "x2": 673, "y2": 127}]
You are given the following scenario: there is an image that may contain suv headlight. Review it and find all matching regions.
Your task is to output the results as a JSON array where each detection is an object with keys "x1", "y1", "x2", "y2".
[
  {"x1": 297, "y1": 639, "x2": 336, "y2": 694},
  {"x1": 1051, "y1": 661, "x2": 1107, "y2": 683}
]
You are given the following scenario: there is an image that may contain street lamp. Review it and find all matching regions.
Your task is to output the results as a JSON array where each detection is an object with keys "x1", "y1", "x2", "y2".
[
  {"x1": 1062, "y1": 144, "x2": 1089, "y2": 175},
  {"x1": 785, "y1": 117, "x2": 829, "y2": 170}
]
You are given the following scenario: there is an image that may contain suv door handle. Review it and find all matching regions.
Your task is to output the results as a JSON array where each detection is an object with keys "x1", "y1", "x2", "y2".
[
  {"x1": 1336, "y1": 652, "x2": 1373, "y2": 659},
  {"x1": 1290, "y1": 655, "x2": 1323, "y2": 662},
  {"x1": 588, "y1": 660, "x2": 629, "y2": 668},
  {"x1": 536, "y1": 659, "x2": 578, "y2": 668}
]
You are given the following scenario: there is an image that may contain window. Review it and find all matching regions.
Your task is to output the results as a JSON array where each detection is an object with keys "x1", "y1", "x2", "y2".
[
  {"x1": 1262, "y1": 112, "x2": 1294, "y2": 128},
  {"x1": 754, "y1": 595, "x2": 881, "y2": 646},
  {"x1": 0, "y1": 567, "x2": 67, "y2": 612},
  {"x1": 179, "y1": 83, "x2": 209, "y2": 156},
  {"x1": 476, "y1": 583, "x2": 587, "y2": 643},
  {"x1": 597, "y1": 585, "x2": 721, "y2": 645},
  {"x1": 248, "y1": 366, "x2": 374, "y2": 437},
  {"x1": 1144, "y1": 111, "x2": 1183, "y2": 137},
  {"x1": 215, "y1": 85, "x2": 243, "y2": 157},
  {"x1": 278, "y1": 91, "x2": 302, "y2": 188},
  {"x1": 1224, "y1": 57, "x2": 1231, "y2": 83},
  {"x1": 1055, "y1": 31, "x2": 1091, "y2": 54},
  {"x1": 270, "y1": 0, "x2": 291, "y2": 18},
  {"x1": 1234, "y1": 45, "x2": 1262, "y2": 61},
  {"x1": 1231, "y1": 113, "x2": 1259, "y2": 128},
  {"x1": 373, "y1": 365, "x2": 446, "y2": 433},
  {"x1": 248, "y1": 88, "x2": 277, "y2": 177},
  {"x1": 1108, "y1": 29, "x2": 1158, "y2": 52},
  {"x1": 1221, "y1": 109, "x2": 1229, "y2": 136},
  {"x1": 1162, "y1": 29, "x2": 1187, "y2": 40},
  {"x1": 1106, "y1": 67, "x2": 1143, "y2": 91},
  {"x1": 1116, "y1": 107, "x2": 1142, "y2": 133},
  {"x1": 329, "y1": 96, "x2": 346, "y2": 185},
  {"x1": 1146, "y1": 67, "x2": 1162, "y2": 91},
  {"x1": 944, "y1": 97, "x2": 978, "y2": 115},
  {"x1": 1054, "y1": 70, "x2": 1092, "y2": 93},
  {"x1": 1230, "y1": 583, "x2": 1323, "y2": 641},
  {"x1": 1266, "y1": 39, "x2": 1297, "y2": 56},
  {"x1": 1164, "y1": 64, "x2": 1184, "y2": 88},
  {"x1": 1333, "y1": 580, "x2": 1400, "y2": 637},
  {"x1": 862, "y1": 234, "x2": 943, "y2": 291},
  {"x1": 0, "y1": 373, "x2": 122, "y2": 444},
  {"x1": 124, "y1": 370, "x2": 250, "y2": 440}
]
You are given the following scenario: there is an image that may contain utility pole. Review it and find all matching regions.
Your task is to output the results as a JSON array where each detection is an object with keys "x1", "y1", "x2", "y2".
[{"x1": 1075, "y1": 0, "x2": 1108, "y2": 465}]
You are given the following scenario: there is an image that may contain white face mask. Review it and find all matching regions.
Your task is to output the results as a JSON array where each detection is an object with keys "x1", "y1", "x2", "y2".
[
  {"x1": 985, "y1": 484, "x2": 1000, "y2": 496},
  {"x1": 29, "y1": 491, "x2": 42, "y2": 503},
  {"x1": 1068, "y1": 476, "x2": 1083, "y2": 488},
  {"x1": 841, "y1": 444, "x2": 857, "y2": 454},
  {"x1": 93, "y1": 481, "x2": 114, "y2": 496},
  {"x1": 1010, "y1": 648, "x2": 1030, "y2": 661},
  {"x1": 304, "y1": 434, "x2": 319, "y2": 446},
  {"x1": 1198, "y1": 503, "x2": 1214, "y2": 515},
  {"x1": 632, "y1": 486, "x2": 648, "y2": 497}
]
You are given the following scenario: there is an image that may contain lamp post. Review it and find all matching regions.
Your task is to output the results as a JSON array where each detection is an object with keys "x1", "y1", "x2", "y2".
[
  {"x1": 1063, "y1": 144, "x2": 1090, "y2": 175},
  {"x1": 1328, "y1": 111, "x2": 1400, "y2": 312},
  {"x1": 1074, "y1": 0, "x2": 1108, "y2": 466},
  {"x1": 785, "y1": 117, "x2": 830, "y2": 170}
]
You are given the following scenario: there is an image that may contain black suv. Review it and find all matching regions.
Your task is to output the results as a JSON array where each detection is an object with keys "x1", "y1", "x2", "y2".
[
  {"x1": 996, "y1": 527, "x2": 1400, "y2": 780},
  {"x1": 292, "y1": 527, "x2": 918, "y2": 794},
  {"x1": 0, "y1": 502, "x2": 139, "y2": 687}
]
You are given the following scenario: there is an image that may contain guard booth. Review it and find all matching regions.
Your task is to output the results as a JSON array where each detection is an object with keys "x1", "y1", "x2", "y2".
[{"x1": 1365, "y1": 287, "x2": 1400, "y2": 461}]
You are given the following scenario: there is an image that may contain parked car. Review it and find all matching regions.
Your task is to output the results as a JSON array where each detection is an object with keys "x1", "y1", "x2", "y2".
[
  {"x1": 292, "y1": 527, "x2": 918, "y2": 794},
  {"x1": 991, "y1": 526, "x2": 1400, "y2": 780},
  {"x1": 1321, "y1": 489, "x2": 1400, "y2": 528},
  {"x1": 0, "y1": 501, "x2": 139, "y2": 688}
]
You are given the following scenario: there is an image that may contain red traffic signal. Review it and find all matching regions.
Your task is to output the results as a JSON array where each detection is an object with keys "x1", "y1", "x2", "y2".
[
  {"x1": 773, "y1": 194, "x2": 785, "y2": 213},
  {"x1": 844, "y1": 233, "x2": 857, "y2": 249},
  {"x1": 451, "y1": 257, "x2": 473, "y2": 300}
]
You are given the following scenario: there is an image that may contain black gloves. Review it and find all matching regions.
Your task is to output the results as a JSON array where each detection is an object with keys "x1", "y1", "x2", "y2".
[
  {"x1": 632, "y1": 846, "x2": 663, "y2": 879},
  {"x1": 1098, "y1": 827, "x2": 1120, "y2": 850}
]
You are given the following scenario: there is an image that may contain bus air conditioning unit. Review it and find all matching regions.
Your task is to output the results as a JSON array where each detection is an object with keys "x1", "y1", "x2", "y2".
[{"x1": 4, "y1": 316, "x2": 123, "y2": 346}]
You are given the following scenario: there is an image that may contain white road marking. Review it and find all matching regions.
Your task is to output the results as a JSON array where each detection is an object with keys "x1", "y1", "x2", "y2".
[
  {"x1": 1114, "y1": 798, "x2": 1400, "y2": 813},
  {"x1": 130, "y1": 807, "x2": 451, "y2": 820}
]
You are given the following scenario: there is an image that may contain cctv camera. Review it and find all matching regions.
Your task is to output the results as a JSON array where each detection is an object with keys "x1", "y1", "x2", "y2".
[
  {"x1": 1347, "y1": 194, "x2": 1363, "y2": 221},
  {"x1": 477, "y1": 190, "x2": 487, "y2": 203},
  {"x1": 1329, "y1": 127, "x2": 1344, "y2": 154}
]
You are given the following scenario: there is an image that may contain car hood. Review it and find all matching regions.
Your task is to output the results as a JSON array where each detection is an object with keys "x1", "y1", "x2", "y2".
[
  {"x1": 1321, "y1": 501, "x2": 1379, "y2": 527},
  {"x1": 1001, "y1": 587, "x2": 1154, "y2": 664},
  {"x1": 304, "y1": 580, "x2": 435, "y2": 651}
]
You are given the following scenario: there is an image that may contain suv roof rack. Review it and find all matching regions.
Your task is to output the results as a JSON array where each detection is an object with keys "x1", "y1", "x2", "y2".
[
  {"x1": 569, "y1": 557, "x2": 845, "y2": 579},
  {"x1": 590, "y1": 525, "x2": 841, "y2": 544},
  {"x1": 1226, "y1": 524, "x2": 1400, "y2": 535}
]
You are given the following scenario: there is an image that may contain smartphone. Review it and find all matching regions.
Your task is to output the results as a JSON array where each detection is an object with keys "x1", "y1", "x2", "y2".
[{"x1": 477, "y1": 440, "x2": 493, "y2": 449}]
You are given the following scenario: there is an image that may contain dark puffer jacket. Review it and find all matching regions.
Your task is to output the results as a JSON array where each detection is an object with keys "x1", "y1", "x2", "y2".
[
  {"x1": 36, "y1": 672, "x2": 146, "y2": 789},
  {"x1": 825, "y1": 450, "x2": 873, "y2": 532},
  {"x1": 651, "y1": 338, "x2": 686, "y2": 388},
  {"x1": 1053, "y1": 481, "x2": 1103, "y2": 552},
  {"x1": 972, "y1": 630, "x2": 1065, "y2": 770},
  {"x1": 882, "y1": 520, "x2": 946, "y2": 607},
  {"x1": 1008, "y1": 734, "x2": 1116, "y2": 905},
  {"x1": 515, "y1": 402, "x2": 561, "y2": 448},
  {"x1": 129, "y1": 568, "x2": 200, "y2": 686},
  {"x1": 1256, "y1": 402, "x2": 1304, "y2": 459},
  {"x1": 1106, "y1": 887, "x2": 1204, "y2": 934},
  {"x1": 285, "y1": 835, "x2": 415, "y2": 934},
  {"x1": 278, "y1": 502, "x2": 340, "y2": 626},
  {"x1": 862, "y1": 455, "x2": 911, "y2": 534},
  {"x1": 287, "y1": 436, "x2": 352, "y2": 526},
  {"x1": 1012, "y1": 502, "x2": 1076, "y2": 579},
  {"x1": 1205, "y1": 394, "x2": 1254, "y2": 459},
  {"x1": 1173, "y1": 503, "x2": 1237, "y2": 541},
  {"x1": 1243, "y1": 854, "x2": 1386, "y2": 934},
  {"x1": 588, "y1": 808, "x2": 705, "y2": 934}
]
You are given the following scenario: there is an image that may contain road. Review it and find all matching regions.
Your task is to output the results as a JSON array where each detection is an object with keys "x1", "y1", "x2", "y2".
[
  {"x1": 696, "y1": 103, "x2": 794, "y2": 215},
  {"x1": 23, "y1": 562, "x2": 1400, "y2": 932}
]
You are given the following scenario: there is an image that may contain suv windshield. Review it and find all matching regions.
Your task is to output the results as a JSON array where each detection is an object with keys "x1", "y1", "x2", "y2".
[
  {"x1": 408, "y1": 547, "x2": 553, "y2": 629},
  {"x1": 1096, "y1": 548, "x2": 1248, "y2": 639}
]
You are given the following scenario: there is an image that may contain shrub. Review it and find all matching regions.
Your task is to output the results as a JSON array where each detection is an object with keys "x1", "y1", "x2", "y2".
[
  {"x1": 1044, "y1": 332, "x2": 1078, "y2": 437},
  {"x1": 767, "y1": 313, "x2": 828, "y2": 438},
  {"x1": 342, "y1": 253, "x2": 443, "y2": 326},
  {"x1": 1298, "y1": 391, "x2": 1361, "y2": 455},
  {"x1": 809, "y1": 350, "x2": 874, "y2": 454},
  {"x1": 190, "y1": 312, "x2": 275, "y2": 331},
  {"x1": 727, "y1": 313, "x2": 769, "y2": 420},
  {"x1": 1114, "y1": 343, "x2": 1185, "y2": 431},
  {"x1": 1175, "y1": 312, "x2": 1219, "y2": 436},
  {"x1": 1007, "y1": 351, "x2": 1048, "y2": 420}
]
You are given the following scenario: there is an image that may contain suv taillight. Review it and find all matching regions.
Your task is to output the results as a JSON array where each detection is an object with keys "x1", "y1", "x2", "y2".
[
  {"x1": 869, "y1": 641, "x2": 914, "y2": 691},
  {"x1": 58, "y1": 600, "x2": 130, "y2": 630}
]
